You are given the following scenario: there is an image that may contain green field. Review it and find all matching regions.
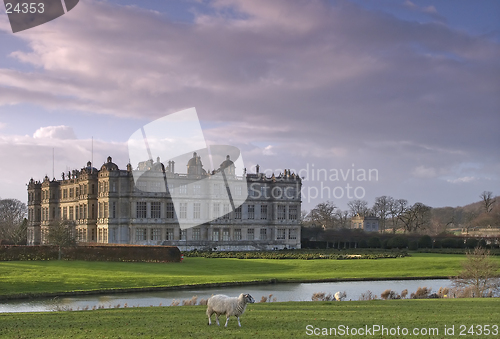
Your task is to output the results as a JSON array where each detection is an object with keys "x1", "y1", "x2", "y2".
[
  {"x1": 1, "y1": 299, "x2": 498, "y2": 338},
  {"x1": 2, "y1": 253, "x2": 498, "y2": 298}
]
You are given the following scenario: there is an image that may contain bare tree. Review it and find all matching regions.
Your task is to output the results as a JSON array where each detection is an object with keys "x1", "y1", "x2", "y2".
[
  {"x1": 0, "y1": 198, "x2": 27, "y2": 244},
  {"x1": 396, "y1": 202, "x2": 431, "y2": 233},
  {"x1": 480, "y1": 191, "x2": 496, "y2": 213},
  {"x1": 308, "y1": 201, "x2": 337, "y2": 229},
  {"x1": 452, "y1": 247, "x2": 500, "y2": 298},
  {"x1": 372, "y1": 196, "x2": 393, "y2": 233},
  {"x1": 46, "y1": 219, "x2": 77, "y2": 260},
  {"x1": 335, "y1": 209, "x2": 350, "y2": 229},
  {"x1": 387, "y1": 199, "x2": 407, "y2": 233},
  {"x1": 347, "y1": 199, "x2": 368, "y2": 217}
]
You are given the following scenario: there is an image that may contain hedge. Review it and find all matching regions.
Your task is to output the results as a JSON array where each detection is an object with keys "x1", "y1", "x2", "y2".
[
  {"x1": 0, "y1": 245, "x2": 181, "y2": 262},
  {"x1": 183, "y1": 250, "x2": 408, "y2": 260}
]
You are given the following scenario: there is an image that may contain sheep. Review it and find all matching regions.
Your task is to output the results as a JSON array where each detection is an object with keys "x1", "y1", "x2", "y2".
[
  {"x1": 206, "y1": 293, "x2": 255, "y2": 327},
  {"x1": 334, "y1": 291, "x2": 346, "y2": 301}
]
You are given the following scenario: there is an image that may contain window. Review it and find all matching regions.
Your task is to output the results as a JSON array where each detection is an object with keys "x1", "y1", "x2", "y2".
[
  {"x1": 235, "y1": 185, "x2": 242, "y2": 196},
  {"x1": 247, "y1": 228, "x2": 254, "y2": 240},
  {"x1": 166, "y1": 202, "x2": 174, "y2": 219},
  {"x1": 69, "y1": 188, "x2": 74, "y2": 198},
  {"x1": 83, "y1": 184, "x2": 87, "y2": 195},
  {"x1": 69, "y1": 206, "x2": 74, "y2": 220},
  {"x1": 213, "y1": 203, "x2": 220, "y2": 219},
  {"x1": 150, "y1": 181, "x2": 162, "y2": 192},
  {"x1": 151, "y1": 228, "x2": 161, "y2": 241},
  {"x1": 99, "y1": 203, "x2": 103, "y2": 218},
  {"x1": 180, "y1": 203, "x2": 187, "y2": 219},
  {"x1": 247, "y1": 205, "x2": 255, "y2": 219},
  {"x1": 260, "y1": 205, "x2": 268, "y2": 220},
  {"x1": 284, "y1": 187, "x2": 296, "y2": 199},
  {"x1": 289, "y1": 205, "x2": 298, "y2": 220},
  {"x1": 289, "y1": 228, "x2": 297, "y2": 240},
  {"x1": 192, "y1": 228, "x2": 201, "y2": 240},
  {"x1": 193, "y1": 203, "x2": 201, "y2": 219},
  {"x1": 234, "y1": 229, "x2": 242, "y2": 240},
  {"x1": 63, "y1": 189, "x2": 68, "y2": 199},
  {"x1": 83, "y1": 204, "x2": 87, "y2": 219},
  {"x1": 92, "y1": 184, "x2": 95, "y2": 195},
  {"x1": 235, "y1": 206, "x2": 242, "y2": 219},
  {"x1": 179, "y1": 184, "x2": 187, "y2": 194},
  {"x1": 277, "y1": 228, "x2": 286, "y2": 240},
  {"x1": 260, "y1": 185, "x2": 268, "y2": 198},
  {"x1": 91, "y1": 203, "x2": 95, "y2": 219},
  {"x1": 151, "y1": 202, "x2": 161, "y2": 219},
  {"x1": 75, "y1": 187, "x2": 79, "y2": 197},
  {"x1": 193, "y1": 184, "x2": 201, "y2": 195},
  {"x1": 165, "y1": 228, "x2": 174, "y2": 241},
  {"x1": 222, "y1": 228, "x2": 230, "y2": 241},
  {"x1": 103, "y1": 228, "x2": 108, "y2": 243},
  {"x1": 212, "y1": 229, "x2": 219, "y2": 241},
  {"x1": 222, "y1": 204, "x2": 230, "y2": 219},
  {"x1": 277, "y1": 205, "x2": 286, "y2": 220},
  {"x1": 136, "y1": 202, "x2": 147, "y2": 218},
  {"x1": 260, "y1": 228, "x2": 267, "y2": 240},
  {"x1": 135, "y1": 228, "x2": 147, "y2": 241},
  {"x1": 62, "y1": 207, "x2": 67, "y2": 220},
  {"x1": 111, "y1": 202, "x2": 116, "y2": 218},
  {"x1": 213, "y1": 183, "x2": 221, "y2": 195},
  {"x1": 103, "y1": 202, "x2": 108, "y2": 218},
  {"x1": 181, "y1": 230, "x2": 186, "y2": 240}
]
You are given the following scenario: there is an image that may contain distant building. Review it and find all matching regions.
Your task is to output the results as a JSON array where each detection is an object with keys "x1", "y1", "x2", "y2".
[
  {"x1": 27, "y1": 155, "x2": 302, "y2": 251},
  {"x1": 350, "y1": 214, "x2": 379, "y2": 232}
]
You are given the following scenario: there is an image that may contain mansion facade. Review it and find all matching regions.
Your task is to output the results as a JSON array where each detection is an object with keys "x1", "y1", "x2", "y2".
[{"x1": 27, "y1": 154, "x2": 302, "y2": 251}]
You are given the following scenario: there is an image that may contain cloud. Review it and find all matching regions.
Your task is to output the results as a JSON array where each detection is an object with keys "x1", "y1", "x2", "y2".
[
  {"x1": 412, "y1": 165, "x2": 437, "y2": 178},
  {"x1": 447, "y1": 176, "x2": 476, "y2": 184},
  {"x1": 262, "y1": 145, "x2": 275, "y2": 156},
  {"x1": 0, "y1": 0, "x2": 498, "y2": 209},
  {"x1": 33, "y1": 125, "x2": 77, "y2": 139}
]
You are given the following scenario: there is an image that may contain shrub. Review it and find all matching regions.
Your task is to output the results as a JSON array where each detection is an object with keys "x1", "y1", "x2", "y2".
[
  {"x1": 359, "y1": 239, "x2": 368, "y2": 248},
  {"x1": 380, "y1": 289, "x2": 400, "y2": 300},
  {"x1": 0, "y1": 245, "x2": 181, "y2": 262},
  {"x1": 401, "y1": 289, "x2": 408, "y2": 299},
  {"x1": 359, "y1": 290, "x2": 376, "y2": 301},
  {"x1": 433, "y1": 239, "x2": 442, "y2": 248},
  {"x1": 411, "y1": 287, "x2": 431, "y2": 299},
  {"x1": 367, "y1": 237, "x2": 381, "y2": 248},
  {"x1": 387, "y1": 236, "x2": 409, "y2": 249},
  {"x1": 418, "y1": 235, "x2": 433, "y2": 249},
  {"x1": 408, "y1": 240, "x2": 418, "y2": 250},
  {"x1": 465, "y1": 238, "x2": 479, "y2": 249},
  {"x1": 441, "y1": 238, "x2": 458, "y2": 249},
  {"x1": 312, "y1": 292, "x2": 333, "y2": 301}
]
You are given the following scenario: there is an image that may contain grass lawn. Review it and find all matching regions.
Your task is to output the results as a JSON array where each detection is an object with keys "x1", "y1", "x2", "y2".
[
  {"x1": 2, "y1": 253, "x2": 494, "y2": 298},
  {"x1": 0, "y1": 299, "x2": 499, "y2": 338}
]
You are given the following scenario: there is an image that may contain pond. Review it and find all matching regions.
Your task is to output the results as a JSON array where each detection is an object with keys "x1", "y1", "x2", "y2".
[{"x1": 0, "y1": 279, "x2": 452, "y2": 313}]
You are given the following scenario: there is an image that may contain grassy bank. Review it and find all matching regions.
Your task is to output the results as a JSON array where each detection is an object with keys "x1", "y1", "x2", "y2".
[
  {"x1": 2, "y1": 253, "x2": 491, "y2": 298},
  {"x1": 1, "y1": 299, "x2": 499, "y2": 338}
]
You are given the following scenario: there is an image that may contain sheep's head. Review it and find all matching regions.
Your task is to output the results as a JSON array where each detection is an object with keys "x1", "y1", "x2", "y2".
[{"x1": 241, "y1": 293, "x2": 255, "y2": 304}]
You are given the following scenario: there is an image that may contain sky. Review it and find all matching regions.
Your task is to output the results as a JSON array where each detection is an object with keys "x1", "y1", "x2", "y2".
[{"x1": 0, "y1": 0, "x2": 499, "y2": 211}]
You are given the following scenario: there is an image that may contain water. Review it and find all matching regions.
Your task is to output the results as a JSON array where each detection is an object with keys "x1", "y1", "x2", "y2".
[{"x1": 0, "y1": 279, "x2": 451, "y2": 313}]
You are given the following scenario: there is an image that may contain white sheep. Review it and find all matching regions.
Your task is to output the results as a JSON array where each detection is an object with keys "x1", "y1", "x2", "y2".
[
  {"x1": 206, "y1": 293, "x2": 255, "y2": 327},
  {"x1": 334, "y1": 291, "x2": 346, "y2": 301}
]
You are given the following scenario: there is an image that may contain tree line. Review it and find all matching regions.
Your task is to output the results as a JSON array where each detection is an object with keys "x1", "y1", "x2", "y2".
[{"x1": 302, "y1": 191, "x2": 498, "y2": 235}]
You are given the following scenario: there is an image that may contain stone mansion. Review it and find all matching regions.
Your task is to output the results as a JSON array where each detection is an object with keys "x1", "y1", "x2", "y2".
[{"x1": 27, "y1": 154, "x2": 302, "y2": 251}]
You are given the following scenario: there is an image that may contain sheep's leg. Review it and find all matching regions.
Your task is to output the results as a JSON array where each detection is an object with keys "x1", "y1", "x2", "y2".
[
  {"x1": 237, "y1": 316, "x2": 241, "y2": 327},
  {"x1": 215, "y1": 314, "x2": 220, "y2": 326},
  {"x1": 224, "y1": 315, "x2": 230, "y2": 327},
  {"x1": 207, "y1": 314, "x2": 212, "y2": 325}
]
